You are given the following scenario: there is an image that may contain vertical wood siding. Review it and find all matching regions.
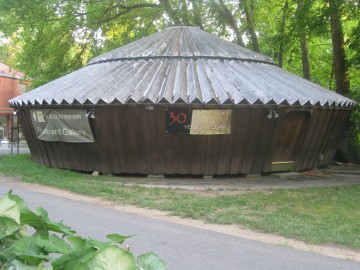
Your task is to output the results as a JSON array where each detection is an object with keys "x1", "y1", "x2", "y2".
[{"x1": 16, "y1": 105, "x2": 352, "y2": 175}]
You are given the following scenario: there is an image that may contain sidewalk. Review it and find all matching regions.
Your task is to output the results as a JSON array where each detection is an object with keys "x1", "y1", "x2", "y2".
[
  {"x1": 116, "y1": 163, "x2": 360, "y2": 191},
  {"x1": 0, "y1": 142, "x2": 31, "y2": 155}
]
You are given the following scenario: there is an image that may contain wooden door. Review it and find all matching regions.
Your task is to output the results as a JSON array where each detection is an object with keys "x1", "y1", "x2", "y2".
[{"x1": 271, "y1": 111, "x2": 311, "y2": 171}]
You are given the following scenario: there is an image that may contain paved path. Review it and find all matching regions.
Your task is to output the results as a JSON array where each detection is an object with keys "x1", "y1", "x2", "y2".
[
  {"x1": 111, "y1": 163, "x2": 360, "y2": 191},
  {"x1": 0, "y1": 142, "x2": 30, "y2": 155},
  {"x1": 1, "y1": 179, "x2": 359, "y2": 270}
]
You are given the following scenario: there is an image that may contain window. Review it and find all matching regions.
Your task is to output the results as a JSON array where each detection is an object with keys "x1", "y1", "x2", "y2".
[{"x1": 19, "y1": 83, "x2": 27, "y2": 93}]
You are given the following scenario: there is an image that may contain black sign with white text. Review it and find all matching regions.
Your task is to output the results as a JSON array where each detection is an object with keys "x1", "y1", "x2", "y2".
[{"x1": 165, "y1": 108, "x2": 192, "y2": 134}]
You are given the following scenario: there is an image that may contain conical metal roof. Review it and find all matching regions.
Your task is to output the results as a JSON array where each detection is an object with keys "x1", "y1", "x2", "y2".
[
  {"x1": 88, "y1": 26, "x2": 274, "y2": 65},
  {"x1": 9, "y1": 26, "x2": 357, "y2": 107}
]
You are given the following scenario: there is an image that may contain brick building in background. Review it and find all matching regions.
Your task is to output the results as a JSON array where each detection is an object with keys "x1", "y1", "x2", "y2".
[{"x1": 0, "y1": 62, "x2": 30, "y2": 140}]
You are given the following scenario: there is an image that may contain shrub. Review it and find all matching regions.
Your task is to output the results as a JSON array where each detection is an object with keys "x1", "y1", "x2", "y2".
[
  {"x1": 349, "y1": 89, "x2": 360, "y2": 162},
  {"x1": 0, "y1": 191, "x2": 167, "y2": 270}
]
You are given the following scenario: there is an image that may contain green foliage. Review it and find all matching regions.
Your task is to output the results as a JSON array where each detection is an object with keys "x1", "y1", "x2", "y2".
[
  {"x1": 349, "y1": 89, "x2": 360, "y2": 161},
  {"x1": 0, "y1": 0, "x2": 359, "y2": 92},
  {"x1": 0, "y1": 195, "x2": 20, "y2": 239},
  {"x1": 137, "y1": 252, "x2": 168, "y2": 270},
  {"x1": 0, "y1": 191, "x2": 167, "y2": 270},
  {"x1": 0, "y1": 0, "x2": 163, "y2": 87}
]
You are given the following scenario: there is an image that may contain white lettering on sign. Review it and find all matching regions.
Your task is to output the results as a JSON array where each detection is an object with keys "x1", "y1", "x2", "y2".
[
  {"x1": 43, "y1": 113, "x2": 82, "y2": 120},
  {"x1": 62, "y1": 128, "x2": 86, "y2": 137},
  {"x1": 30, "y1": 109, "x2": 94, "y2": 143},
  {"x1": 36, "y1": 127, "x2": 86, "y2": 137},
  {"x1": 32, "y1": 111, "x2": 45, "y2": 122}
]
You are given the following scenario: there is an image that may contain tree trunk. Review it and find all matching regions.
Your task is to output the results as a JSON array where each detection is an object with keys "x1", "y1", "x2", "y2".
[
  {"x1": 296, "y1": 0, "x2": 311, "y2": 80},
  {"x1": 243, "y1": 0, "x2": 260, "y2": 52},
  {"x1": 329, "y1": 0, "x2": 350, "y2": 95},
  {"x1": 299, "y1": 31, "x2": 311, "y2": 80},
  {"x1": 180, "y1": 0, "x2": 190, "y2": 25},
  {"x1": 278, "y1": 0, "x2": 289, "y2": 68},
  {"x1": 159, "y1": 0, "x2": 181, "y2": 24},
  {"x1": 190, "y1": 0, "x2": 204, "y2": 29},
  {"x1": 218, "y1": 0, "x2": 245, "y2": 47}
]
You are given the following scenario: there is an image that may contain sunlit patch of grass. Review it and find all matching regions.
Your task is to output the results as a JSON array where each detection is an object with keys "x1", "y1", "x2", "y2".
[{"x1": 1, "y1": 155, "x2": 360, "y2": 249}]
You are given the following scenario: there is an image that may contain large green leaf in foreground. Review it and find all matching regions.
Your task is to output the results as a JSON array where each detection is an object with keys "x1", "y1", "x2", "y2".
[
  {"x1": 75, "y1": 246, "x2": 137, "y2": 270},
  {"x1": 0, "y1": 194, "x2": 20, "y2": 239},
  {"x1": 137, "y1": 252, "x2": 167, "y2": 270},
  {"x1": 7, "y1": 260, "x2": 53, "y2": 270},
  {"x1": 0, "y1": 189, "x2": 167, "y2": 270}
]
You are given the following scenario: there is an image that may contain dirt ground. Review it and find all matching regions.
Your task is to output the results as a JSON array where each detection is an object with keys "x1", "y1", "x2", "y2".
[{"x1": 1, "y1": 163, "x2": 360, "y2": 262}]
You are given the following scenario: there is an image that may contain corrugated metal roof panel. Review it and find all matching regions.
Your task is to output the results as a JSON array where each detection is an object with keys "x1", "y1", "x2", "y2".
[
  {"x1": 10, "y1": 26, "x2": 356, "y2": 108},
  {"x1": 88, "y1": 26, "x2": 274, "y2": 64}
]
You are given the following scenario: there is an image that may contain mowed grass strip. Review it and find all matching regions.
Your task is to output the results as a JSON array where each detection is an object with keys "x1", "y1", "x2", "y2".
[{"x1": 1, "y1": 155, "x2": 359, "y2": 250}]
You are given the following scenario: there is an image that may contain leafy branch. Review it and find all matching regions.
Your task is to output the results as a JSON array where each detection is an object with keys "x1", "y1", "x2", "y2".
[
  {"x1": 99, "y1": 3, "x2": 160, "y2": 24},
  {"x1": 0, "y1": 191, "x2": 167, "y2": 270}
]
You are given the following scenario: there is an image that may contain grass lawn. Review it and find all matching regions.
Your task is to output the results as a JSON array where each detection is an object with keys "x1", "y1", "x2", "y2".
[{"x1": 1, "y1": 154, "x2": 359, "y2": 250}]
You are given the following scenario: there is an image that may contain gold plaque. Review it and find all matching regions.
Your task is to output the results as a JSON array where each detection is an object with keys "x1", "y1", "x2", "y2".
[{"x1": 190, "y1": 110, "x2": 232, "y2": 135}]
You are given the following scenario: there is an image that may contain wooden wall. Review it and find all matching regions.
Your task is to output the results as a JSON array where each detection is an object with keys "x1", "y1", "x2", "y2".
[{"x1": 16, "y1": 105, "x2": 353, "y2": 176}]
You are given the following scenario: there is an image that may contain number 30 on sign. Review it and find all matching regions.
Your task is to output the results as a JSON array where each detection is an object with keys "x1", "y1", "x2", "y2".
[{"x1": 165, "y1": 108, "x2": 192, "y2": 134}]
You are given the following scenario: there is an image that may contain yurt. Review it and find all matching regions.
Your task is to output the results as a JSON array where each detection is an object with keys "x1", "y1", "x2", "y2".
[{"x1": 9, "y1": 26, "x2": 357, "y2": 176}]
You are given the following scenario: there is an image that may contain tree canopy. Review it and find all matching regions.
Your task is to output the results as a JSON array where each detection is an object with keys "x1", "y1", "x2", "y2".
[{"x1": 0, "y1": 0, "x2": 358, "y2": 91}]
